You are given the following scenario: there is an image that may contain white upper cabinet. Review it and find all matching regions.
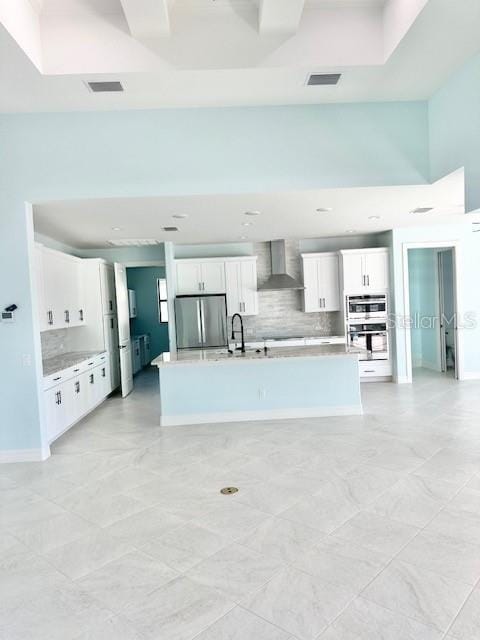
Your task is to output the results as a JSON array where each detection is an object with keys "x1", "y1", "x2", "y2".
[
  {"x1": 341, "y1": 248, "x2": 389, "y2": 293},
  {"x1": 302, "y1": 252, "x2": 340, "y2": 312},
  {"x1": 225, "y1": 258, "x2": 258, "y2": 316},
  {"x1": 39, "y1": 247, "x2": 85, "y2": 330},
  {"x1": 175, "y1": 259, "x2": 226, "y2": 294}
]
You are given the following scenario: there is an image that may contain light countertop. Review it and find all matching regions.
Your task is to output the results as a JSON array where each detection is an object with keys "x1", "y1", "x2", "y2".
[
  {"x1": 43, "y1": 350, "x2": 106, "y2": 377},
  {"x1": 152, "y1": 344, "x2": 364, "y2": 368}
]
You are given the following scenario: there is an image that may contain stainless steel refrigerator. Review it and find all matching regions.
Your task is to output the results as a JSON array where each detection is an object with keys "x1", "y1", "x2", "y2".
[{"x1": 175, "y1": 294, "x2": 228, "y2": 349}]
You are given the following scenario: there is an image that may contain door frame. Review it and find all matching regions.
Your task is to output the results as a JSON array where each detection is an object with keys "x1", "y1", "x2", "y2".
[{"x1": 401, "y1": 240, "x2": 463, "y2": 383}]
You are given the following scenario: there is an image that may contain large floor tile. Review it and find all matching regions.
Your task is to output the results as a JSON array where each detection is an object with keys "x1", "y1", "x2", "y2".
[
  {"x1": 368, "y1": 475, "x2": 458, "y2": 527},
  {"x1": 123, "y1": 575, "x2": 235, "y2": 640},
  {"x1": 242, "y1": 566, "x2": 355, "y2": 640},
  {"x1": 13, "y1": 510, "x2": 95, "y2": 553},
  {"x1": 73, "y1": 615, "x2": 146, "y2": 640},
  {"x1": 140, "y1": 522, "x2": 229, "y2": 572},
  {"x1": 332, "y1": 511, "x2": 419, "y2": 556},
  {"x1": 398, "y1": 530, "x2": 480, "y2": 585},
  {"x1": 104, "y1": 505, "x2": 185, "y2": 546},
  {"x1": 193, "y1": 606, "x2": 293, "y2": 640},
  {"x1": 319, "y1": 597, "x2": 442, "y2": 639},
  {"x1": 196, "y1": 501, "x2": 271, "y2": 539},
  {"x1": 76, "y1": 550, "x2": 178, "y2": 612},
  {"x1": 448, "y1": 587, "x2": 480, "y2": 640},
  {"x1": 233, "y1": 480, "x2": 305, "y2": 516},
  {"x1": 59, "y1": 489, "x2": 147, "y2": 527},
  {"x1": 280, "y1": 489, "x2": 359, "y2": 534},
  {"x1": 42, "y1": 529, "x2": 134, "y2": 580},
  {"x1": 187, "y1": 543, "x2": 282, "y2": 602},
  {"x1": 239, "y1": 516, "x2": 321, "y2": 563},
  {"x1": 425, "y1": 507, "x2": 480, "y2": 545},
  {"x1": 362, "y1": 560, "x2": 472, "y2": 632}
]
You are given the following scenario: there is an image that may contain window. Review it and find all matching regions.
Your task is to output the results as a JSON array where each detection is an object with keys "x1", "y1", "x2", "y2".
[{"x1": 157, "y1": 278, "x2": 169, "y2": 323}]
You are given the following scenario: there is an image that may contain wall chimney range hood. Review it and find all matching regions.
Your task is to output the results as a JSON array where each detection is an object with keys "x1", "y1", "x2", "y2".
[{"x1": 258, "y1": 240, "x2": 304, "y2": 291}]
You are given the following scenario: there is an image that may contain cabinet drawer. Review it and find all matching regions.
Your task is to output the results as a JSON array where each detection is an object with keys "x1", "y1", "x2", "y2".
[{"x1": 359, "y1": 361, "x2": 392, "y2": 377}]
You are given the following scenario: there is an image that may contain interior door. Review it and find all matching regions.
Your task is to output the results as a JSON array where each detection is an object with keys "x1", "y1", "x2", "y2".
[{"x1": 114, "y1": 263, "x2": 134, "y2": 397}]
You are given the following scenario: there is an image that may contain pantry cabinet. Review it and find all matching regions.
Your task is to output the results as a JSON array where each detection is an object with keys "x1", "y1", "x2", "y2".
[
  {"x1": 175, "y1": 260, "x2": 226, "y2": 294},
  {"x1": 341, "y1": 248, "x2": 389, "y2": 293},
  {"x1": 302, "y1": 252, "x2": 340, "y2": 312},
  {"x1": 225, "y1": 258, "x2": 258, "y2": 316}
]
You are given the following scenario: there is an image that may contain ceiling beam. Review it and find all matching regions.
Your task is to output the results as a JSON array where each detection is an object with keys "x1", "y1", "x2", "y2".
[
  {"x1": 258, "y1": 0, "x2": 306, "y2": 36},
  {"x1": 119, "y1": 0, "x2": 171, "y2": 39}
]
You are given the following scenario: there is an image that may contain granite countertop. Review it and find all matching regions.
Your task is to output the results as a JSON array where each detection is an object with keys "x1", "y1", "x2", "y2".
[
  {"x1": 152, "y1": 344, "x2": 364, "y2": 368},
  {"x1": 43, "y1": 350, "x2": 106, "y2": 377}
]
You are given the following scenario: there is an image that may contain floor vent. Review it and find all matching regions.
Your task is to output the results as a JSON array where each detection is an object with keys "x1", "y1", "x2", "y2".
[
  {"x1": 307, "y1": 73, "x2": 341, "y2": 86},
  {"x1": 87, "y1": 81, "x2": 124, "y2": 93}
]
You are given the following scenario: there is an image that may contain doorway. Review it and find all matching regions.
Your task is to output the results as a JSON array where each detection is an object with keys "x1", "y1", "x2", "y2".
[{"x1": 404, "y1": 243, "x2": 460, "y2": 383}]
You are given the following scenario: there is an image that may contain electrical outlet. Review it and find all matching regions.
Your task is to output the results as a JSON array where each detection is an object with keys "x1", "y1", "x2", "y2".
[
  {"x1": 258, "y1": 387, "x2": 267, "y2": 399},
  {"x1": 22, "y1": 354, "x2": 32, "y2": 366}
]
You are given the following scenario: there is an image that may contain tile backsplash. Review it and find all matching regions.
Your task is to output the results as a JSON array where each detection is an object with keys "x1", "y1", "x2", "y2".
[
  {"x1": 239, "y1": 240, "x2": 343, "y2": 339},
  {"x1": 41, "y1": 329, "x2": 69, "y2": 360}
]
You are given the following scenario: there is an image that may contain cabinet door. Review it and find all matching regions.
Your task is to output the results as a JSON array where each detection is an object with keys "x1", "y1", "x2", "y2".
[
  {"x1": 99, "y1": 360, "x2": 112, "y2": 397},
  {"x1": 303, "y1": 258, "x2": 321, "y2": 312},
  {"x1": 200, "y1": 262, "x2": 226, "y2": 294},
  {"x1": 239, "y1": 260, "x2": 258, "y2": 315},
  {"x1": 364, "y1": 251, "x2": 389, "y2": 291},
  {"x1": 85, "y1": 368, "x2": 102, "y2": 408},
  {"x1": 44, "y1": 383, "x2": 71, "y2": 443},
  {"x1": 70, "y1": 375, "x2": 87, "y2": 423},
  {"x1": 225, "y1": 262, "x2": 241, "y2": 315},
  {"x1": 320, "y1": 254, "x2": 340, "y2": 312},
  {"x1": 176, "y1": 262, "x2": 202, "y2": 294},
  {"x1": 342, "y1": 253, "x2": 365, "y2": 293},
  {"x1": 43, "y1": 250, "x2": 66, "y2": 329}
]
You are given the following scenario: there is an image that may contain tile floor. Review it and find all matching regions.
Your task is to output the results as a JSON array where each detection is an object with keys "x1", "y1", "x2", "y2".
[{"x1": 1, "y1": 368, "x2": 480, "y2": 639}]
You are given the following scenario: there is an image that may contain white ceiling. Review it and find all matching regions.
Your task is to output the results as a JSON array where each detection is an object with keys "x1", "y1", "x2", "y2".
[
  {"x1": 33, "y1": 169, "x2": 466, "y2": 248},
  {"x1": 1, "y1": 0, "x2": 479, "y2": 111}
]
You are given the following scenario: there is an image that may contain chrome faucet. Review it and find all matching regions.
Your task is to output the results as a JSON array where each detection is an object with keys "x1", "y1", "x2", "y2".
[{"x1": 231, "y1": 313, "x2": 246, "y2": 353}]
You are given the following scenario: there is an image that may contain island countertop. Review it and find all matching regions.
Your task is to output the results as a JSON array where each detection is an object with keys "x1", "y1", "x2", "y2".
[{"x1": 152, "y1": 343, "x2": 364, "y2": 367}]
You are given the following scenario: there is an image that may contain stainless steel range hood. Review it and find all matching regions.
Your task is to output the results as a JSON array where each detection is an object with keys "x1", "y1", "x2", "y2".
[{"x1": 258, "y1": 240, "x2": 305, "y2": 291}]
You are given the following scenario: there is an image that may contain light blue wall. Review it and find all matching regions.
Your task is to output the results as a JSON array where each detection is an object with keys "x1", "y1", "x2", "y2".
[
  {"x1": 126, "y1": 267, "x2": 169, "y2": 359},
  {"x1": 408, "y1": 248, "x2": 439, "y2": 370},
  {"x1": 429, "y1": 53, "x2": 480, "y2": 212},
  {"x1": 78, "y1": 245, "x2": 165, "y2": 263},
  {"x1": 158, "y1": 355, "x2": 361, "y2": 420}
]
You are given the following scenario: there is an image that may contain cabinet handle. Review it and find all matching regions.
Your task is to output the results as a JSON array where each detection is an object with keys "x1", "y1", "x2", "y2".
[
  {"x1": 109, "y1": 300, "x2": 113, "y2": 311},
  {"x1": 73, "y1": 368, "x2": 79, "y2": 373},
  {"x1": 110, "y1": 318, "x2": 114, "y2": 329},
  {"x1": 64, "y1": 310, "x2": 70, "y2": 323},
  {"x1": 364, "y1": 369, "x2": 375, "y2": 373},
  {"x1": 88, "y1": 361, "x2": 94, "y2": 365},
  {"x1": 367, "y1": 275, "x2": 370, "y2": 286},
  {"x1": 89, "y1": 374, "x2": 94, "y2": 384},
  {"x1": 53, "y1": 376, "x2": 61, "y2": 381},
  {"x1": 56, "y1": 391, "x2": 62, "y2": 405},
  {"x1": 198, "y1": 282, "x2": 202, "y2": 291},
  {"x1": 75, "y1": 381, "x2": 80, "y2": 393},
  {"x1": 47, "y1": 310, "x2": 53, "y2": 325},
  {"x1": 79, "y1": 309, "x2": 84, "y2": 322},
  {"x1": 101, "y1": 368, "x2": 106, "y2": 377}
]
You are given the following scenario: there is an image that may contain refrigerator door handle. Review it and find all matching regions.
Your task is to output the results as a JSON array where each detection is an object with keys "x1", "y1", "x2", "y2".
[{"x1": 200, "y1": 299, "x2": 206, "y2": 345}]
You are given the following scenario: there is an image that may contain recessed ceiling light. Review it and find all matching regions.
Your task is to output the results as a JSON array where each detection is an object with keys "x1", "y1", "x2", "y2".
[
  {"x1": 345, "y1": 229, "x2": 357, "y2": 234},
  {"x1": 316, "y1": 207, "x2": 333, "y2": 213},
  {"x1": 242, "y1": 221, "x2": 253, "y2": 227},
  {"x1": 368, "y1": 216, "x2": 381, "y2": 220},
  {"x1": 111, "y1": 226, "x2": 123, "y2": 231},
  {"x1": 244, "y1": 211, "x2": 261, "y2": 216},
  {"x1": 410, "y1": 207, "x2": 434, "y2": 214},
  {"x1": 172, "y1": 214, "x2": 188, "y2": 219}
]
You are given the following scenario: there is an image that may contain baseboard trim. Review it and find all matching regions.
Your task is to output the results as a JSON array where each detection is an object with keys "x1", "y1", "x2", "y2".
[
  {"x1": 395, "y1": 376, "x2": 411, "y2": 384},
  {"x1": 0, "y1": 446, "x2": 51, "y2": 464},
  {"x1": 160, "y1": 405, "x2": 363, "y2": 427}
]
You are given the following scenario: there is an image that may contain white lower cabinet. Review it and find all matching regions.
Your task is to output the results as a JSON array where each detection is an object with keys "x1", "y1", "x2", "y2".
[{"x1": 44, "y1": 358, "x2": 112, "y2": 444}]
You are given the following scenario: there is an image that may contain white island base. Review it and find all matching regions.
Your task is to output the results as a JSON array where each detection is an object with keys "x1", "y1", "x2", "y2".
[{"x1": 152, "y1": 345, "x2": 363, "y2": 427}]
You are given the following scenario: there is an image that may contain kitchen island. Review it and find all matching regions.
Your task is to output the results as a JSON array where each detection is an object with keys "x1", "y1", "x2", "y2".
[{"x1": 151, "y1": 344, "x2": 363, "y2": 426}]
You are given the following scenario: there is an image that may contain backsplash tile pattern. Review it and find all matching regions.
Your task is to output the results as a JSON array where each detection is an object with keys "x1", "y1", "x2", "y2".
[
  {"x1": 240, "y1": 240, "x2": 342, "y2": 339},
  {"x1": 41, "y1": 329, "x2": 69, "y2": 360}
]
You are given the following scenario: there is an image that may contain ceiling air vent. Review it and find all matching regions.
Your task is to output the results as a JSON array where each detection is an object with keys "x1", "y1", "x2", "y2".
[
  {"x1": 162, "y1": 226, "x2": 179, "y2": 232},
  {"x1": 410, "y1": 207, "x2": 434, "y2": 214},
  {"x1": 307, "y1": 73, "x2": 341, "y2": 86},
  {"x1": 107, "y1": 239, "x2": 160, "y2": 246},
  {"x1": 87, "y1": 81, "x2": 124, "y2": 93}
]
